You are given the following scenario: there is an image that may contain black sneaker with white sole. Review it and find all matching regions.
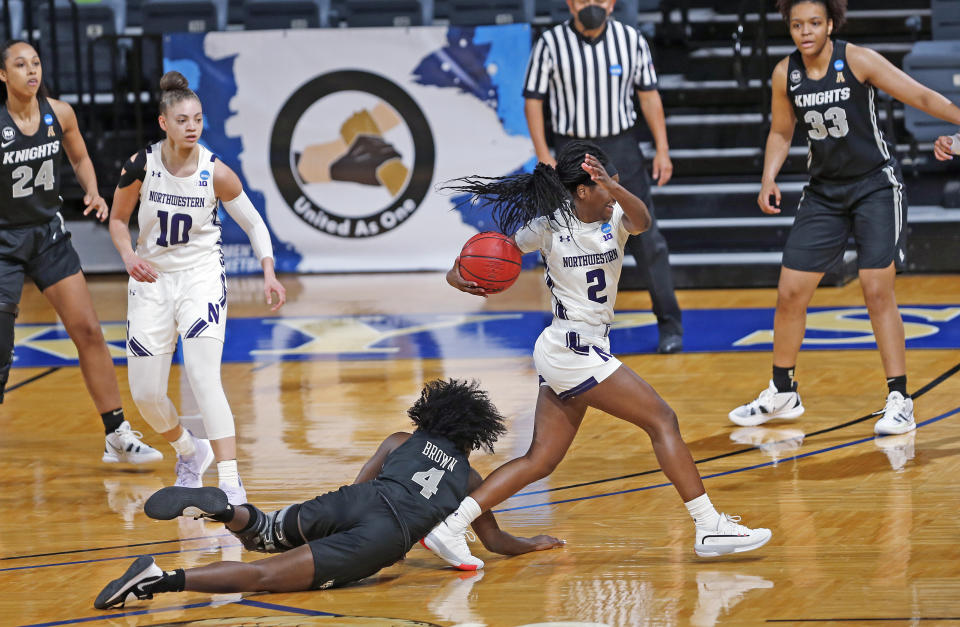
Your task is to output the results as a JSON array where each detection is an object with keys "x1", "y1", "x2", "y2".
[
  {"x1": 144, "y1": 486, "x2": 231, "y2": 521},
  {"x1": 94, "y1": 556, "x2": 163, "y2": 610}
]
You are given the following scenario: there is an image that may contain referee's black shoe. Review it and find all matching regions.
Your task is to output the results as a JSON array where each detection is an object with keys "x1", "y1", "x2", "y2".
[
  {"x1": 144, "y1": 486, "x2": 232, "y2": 522},
  {"x1": 658, "y1": 333, "x2": 683, "y2": 354}
]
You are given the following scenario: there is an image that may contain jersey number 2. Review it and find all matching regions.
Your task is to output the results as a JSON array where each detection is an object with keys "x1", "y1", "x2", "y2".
[
  {"x1": 586, "y1": 269, "x2": 607, "y2": 304},
  {"x1": 156, "y1": 210, "x2": 193, "y2": 247},
  {"x1": 12, "y1": 159, "x2": 55, "y2": 198},
  {"x1": 412, "y1": 468, "x2": 446, "y2": 499}
]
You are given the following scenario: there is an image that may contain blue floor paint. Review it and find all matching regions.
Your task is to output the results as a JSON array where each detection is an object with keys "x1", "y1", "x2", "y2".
[{"x1": 12, "y1": 305, "x2": 960, "y2": 368}]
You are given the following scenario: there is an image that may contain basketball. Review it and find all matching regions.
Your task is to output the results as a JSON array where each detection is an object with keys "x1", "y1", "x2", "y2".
[{"x1": 458, "y1": 232, "x2": 523, "y2": 293}]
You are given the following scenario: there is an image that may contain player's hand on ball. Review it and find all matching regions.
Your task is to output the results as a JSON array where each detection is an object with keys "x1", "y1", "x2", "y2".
[
  {"x1": 124, "y1": 253, "x2": 159, "y2": 283},
  {"x1": 446, "y1": 259, "x2": 487, "y2": 298},
  {"x1": 528, "y1": 535, "x2": 566, "y2": 551},
  {"x1": 83, "y1": 193, "x2": 109, "y2": 221},
  {"x1": 933, "y1": 134, "x2": 955, "y2": 161},
  {"x1": 264, "y1": 277, "x2": 286, "y2": 311}
]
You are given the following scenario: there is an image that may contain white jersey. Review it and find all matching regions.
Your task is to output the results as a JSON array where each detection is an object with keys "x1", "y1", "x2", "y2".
[
  {"x1": 137, "y1": 142, "x2": 221, "y2": 272},
  {"x1": 515, "y1": 203, "x2": 632, "y2": 328}
]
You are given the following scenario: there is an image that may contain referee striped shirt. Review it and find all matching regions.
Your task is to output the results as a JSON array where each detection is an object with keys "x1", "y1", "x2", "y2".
[{"x1": 523, "y1": 19, "x2": 658, "y2": 139}]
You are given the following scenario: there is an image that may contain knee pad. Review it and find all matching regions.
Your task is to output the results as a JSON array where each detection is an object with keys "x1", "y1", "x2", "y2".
[
  {"x1": 231, "y1": 504, "x2": 301, "y2": 553},
  {"x1": 0, "y1": 303, "x2": 19, "y2": 402}
]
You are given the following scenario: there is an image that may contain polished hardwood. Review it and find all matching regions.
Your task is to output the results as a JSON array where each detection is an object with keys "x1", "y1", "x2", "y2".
[{"x1": 2, "y1": 272, "x2": 959, "y2": 626}]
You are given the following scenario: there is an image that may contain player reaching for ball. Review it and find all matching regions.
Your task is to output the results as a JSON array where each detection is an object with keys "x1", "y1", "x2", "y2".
[{"x1": 424, "y1": 140, "x2": 771, "y2": 570}]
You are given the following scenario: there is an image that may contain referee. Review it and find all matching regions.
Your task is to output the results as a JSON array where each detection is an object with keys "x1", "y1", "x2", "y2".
[{"x1": 523, "y1": 0, "x2": 683, "y2": 353}]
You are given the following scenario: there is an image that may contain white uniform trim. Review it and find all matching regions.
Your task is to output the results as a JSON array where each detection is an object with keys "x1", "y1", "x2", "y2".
[{"x1": 882, "y1": 164, "x2": 904, "y2": 246}]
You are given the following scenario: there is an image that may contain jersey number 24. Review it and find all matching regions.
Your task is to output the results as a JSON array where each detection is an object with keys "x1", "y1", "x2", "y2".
[{"x1": 12, "y1": 159, "x2": 55, "y2": 198}]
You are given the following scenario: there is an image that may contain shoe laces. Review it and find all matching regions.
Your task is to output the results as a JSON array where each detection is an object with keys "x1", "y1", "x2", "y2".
[
  {"x1": 114, "y1": 423, "x2": 146, "y2": 448},
  {"x1": 716, "y1": 513, "x2": 751, "y2": 536},
  {"x1": 884, "y1": 393, "x2": 906, "y2": 418},
  {"x1": 751, "y1": 386, "x2": 775, "y2": 412},
  {"x1": 175, "y1": 454, "x2": 202, "y2": 483}
]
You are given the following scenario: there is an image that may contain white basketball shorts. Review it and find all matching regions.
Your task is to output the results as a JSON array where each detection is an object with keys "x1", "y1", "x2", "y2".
[
  {"x1": 533, "y1": 323, "x2": 622, "y2": 400},
  {"x1": 126, "y1": 258, "x2": 228, "y2": 356}
]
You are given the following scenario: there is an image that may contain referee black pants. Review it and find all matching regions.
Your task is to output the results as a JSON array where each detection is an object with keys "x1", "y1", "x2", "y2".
[{"x1": 555, "y1": 133, "x2": 683, "y2": 338}]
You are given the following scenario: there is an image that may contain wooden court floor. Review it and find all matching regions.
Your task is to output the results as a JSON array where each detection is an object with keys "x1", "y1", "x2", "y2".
[{"x1": 2, "y1": 272, "x2": 959, "y2": 626}]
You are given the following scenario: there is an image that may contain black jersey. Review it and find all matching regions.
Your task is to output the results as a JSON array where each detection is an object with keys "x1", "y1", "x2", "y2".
[
  {"x1": 0, "y1": 98, "x2": 65, "y2": 228},
  {"x1": 788, "y1": 40, "x2": 893, "y2": 181},
  {"x1": 375, "y1": 430, "x2": 471, "y2": 541}
]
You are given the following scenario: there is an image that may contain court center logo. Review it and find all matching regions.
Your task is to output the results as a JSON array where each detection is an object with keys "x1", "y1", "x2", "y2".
[{"x1": 270, "y1": 70, "x2": 436, "y2": 238}]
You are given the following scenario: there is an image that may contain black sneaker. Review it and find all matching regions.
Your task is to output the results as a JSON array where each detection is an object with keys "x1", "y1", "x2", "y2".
[
  {"x1": 94, "y1": 556, "x2": 162, "y2": 609},
  {"x1": 144, "y1": 486, "x2": 230, "y2": 521}
]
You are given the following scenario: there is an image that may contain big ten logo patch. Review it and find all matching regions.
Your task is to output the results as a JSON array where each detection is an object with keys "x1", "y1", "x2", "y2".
[{"x1": 270, "y1": 71, "x2": 436, "y2": 239}]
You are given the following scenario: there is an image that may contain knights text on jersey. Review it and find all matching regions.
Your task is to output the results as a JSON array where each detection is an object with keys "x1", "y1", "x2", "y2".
[
  {"x1": 137, "y1": 142, "x2": 221, "y2": 272},
  {"x1": 787, "y1": 40, "x2": 893, "y2": 181},
  {"x1": 514, "y1": 204, "x2": 632, "y2": 327},
  {"x1": 0, "y1": 98, "x2": 64, "y2": 228}
]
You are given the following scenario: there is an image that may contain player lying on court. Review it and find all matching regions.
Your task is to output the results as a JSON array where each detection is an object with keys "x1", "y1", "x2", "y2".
[
  {"x1": 422, "y1": 141, "x2": 770, "y2": 571},
  {"x1": 94, "y1": 379, "x2": 563, "y2": 609}
]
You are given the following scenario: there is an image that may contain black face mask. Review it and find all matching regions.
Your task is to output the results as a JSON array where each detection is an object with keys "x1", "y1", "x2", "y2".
[{"x1": 577, "y1": 5, "x2": 608, "y2": 30}]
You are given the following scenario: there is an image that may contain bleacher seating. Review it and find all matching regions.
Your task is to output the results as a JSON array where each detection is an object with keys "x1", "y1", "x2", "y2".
[
  {"x1": 141, "y1": 0, "x2": 227, "y2": 33},
  {"x1": 343, "y1": 0, "x2": 422, "y2": 27},
  {"x1": 446, "y1": 0, "x2": 531, "y2": 26},
  {"x1": 38, "y1": 0, "x2": 118, "y2": 95},
  {"x1": 0, "y1": 0, "x2": 23, "y2": 40},
  {"x1": 903, "y1": 40, "x2": 960, "y2": 141},
  {"x1": 931, "y1": 0, "x2": 960, "y2": 39},
  {"x1": 244, "y1": 0, "x2": 326, "y2": 29}
]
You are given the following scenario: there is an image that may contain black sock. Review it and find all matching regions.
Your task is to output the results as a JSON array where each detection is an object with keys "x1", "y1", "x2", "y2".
[
  {"x1": 143, "y1": 569, "x2": 185, "y2": 594},
  {"x1": 101, "y1": 408, "x2": 125, "y2": 434},
  {"x1": 887, "y1": 375, "x2": 908, "y2": 397},
  {"x1": 772, "y1": 366, "x2": 796, "y2": 393},
  {"x1": 210, "y1": 503, "x2": 235, "y2": 524}
]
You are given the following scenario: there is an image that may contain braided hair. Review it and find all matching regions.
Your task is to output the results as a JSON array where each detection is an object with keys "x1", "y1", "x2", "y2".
[
  {"x1": 776, "y1": 0, "x2": 847, "y2": 31},
  {"x1": 443, "y1": 139, "x2": 614, "y2": 236}
]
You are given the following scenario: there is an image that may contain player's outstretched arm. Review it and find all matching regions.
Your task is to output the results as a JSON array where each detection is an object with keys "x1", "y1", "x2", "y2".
[
  {"x1": 52, "y1": 99, "x2": 108, "y2": 221},
  {"x1": 759, "y1": 58, "x2": 797, "y2": 215},
  {"x1": 352, "y1": 432, "x2": 411, "y2": 484},
  {"x1": 467, "y1": 469, "x2": 564, "y2": 556}
]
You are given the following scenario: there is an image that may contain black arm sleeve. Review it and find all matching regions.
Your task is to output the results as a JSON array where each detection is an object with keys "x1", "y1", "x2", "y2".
[{"x1": 117, "y1": 149, "x2": 147, "y2": 188}]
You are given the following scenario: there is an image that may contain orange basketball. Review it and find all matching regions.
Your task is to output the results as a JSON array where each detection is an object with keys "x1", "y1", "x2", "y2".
[{"x1": 458, "y1": 232, "x2": 522, "y2": 293}]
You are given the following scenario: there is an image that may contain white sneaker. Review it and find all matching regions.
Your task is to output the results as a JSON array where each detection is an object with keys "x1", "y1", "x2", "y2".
[
  {"x1": 695, "y1": 513, "x2": 772, "y2": 557},
  {"x1": 103, "y1": 421, "x2": 164, "y2": 464},
  {"x1": 219, "y1": 480, "x2": 247, "y2": 506},
  {"x1": 173, "y1": 435, "x2": 214, "y2": 489},
  {"x1": 421, "y1": 521, "x2": 484, "y2": 570},
  {"x1": 874, "y1": 430, "x2": 916, "y2": 471},
  {"x1": 94, "y1": 556, "x2": 164, "y2": 609},
  {"x1": 874, "y1": 392, "x2": 916, "y2": 435},
  {"x1": 728, "y1": 380, "x2": 804, "y2": 426}
]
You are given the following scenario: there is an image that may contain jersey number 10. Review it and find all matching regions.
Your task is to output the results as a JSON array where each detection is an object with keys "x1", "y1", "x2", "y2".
[{"x1": 156, "y1": 210, "x2": 193, "y2": 247}]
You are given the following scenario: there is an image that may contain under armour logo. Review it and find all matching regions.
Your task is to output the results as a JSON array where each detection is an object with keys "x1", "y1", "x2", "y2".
[{"x1": 559, "y1": 235, "x2": 572, "y2": 243}]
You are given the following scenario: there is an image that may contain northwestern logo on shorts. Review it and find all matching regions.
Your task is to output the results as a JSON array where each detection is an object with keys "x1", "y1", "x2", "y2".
[
  {"x1": 790, "y1": 69, "x2": 802, "y2": 84},
  {"x1": 833, "y1": 59, "x2": 845, "y2": 71},
  {"x1": 270, "y1": 70, "x2": 435, "y2": 238},
  {"x1": 43, "y1": 113, "x2": 54, "y2": 126},
  {"x1": 609, "y1": 64, "x2": 622, "y2": 76}
]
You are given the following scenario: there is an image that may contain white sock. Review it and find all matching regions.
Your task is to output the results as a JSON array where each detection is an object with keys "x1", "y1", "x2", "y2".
[
  {"x1": 685, "y1": 493, "x2": 721, "y2": 529},
  {"x1": 218, "y1": 459, "x2": 240, "y2": 487},
  {"x1": 171, "y1": 429, "x2": 196, "y2": 458},
  {"x1": 445, "y1": 496, "x2": 482, "y2": 533}
]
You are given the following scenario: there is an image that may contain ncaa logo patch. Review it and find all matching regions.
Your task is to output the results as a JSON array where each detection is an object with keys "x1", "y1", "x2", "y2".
[
  {"x1": 199, "y1": 170, "x2": 210, "y2": 181},
  {"x1": 790, "y1": 69, "x2": 802, "y2": 84},
  {"x1": 601, "y1": 223, "x2": 612, "y2": 234},
  {"x1": 609, "y1": 64, "x2": 622, "y2": 77},
  {"x1": 834, "y1": 59, "x2": 844, "y2": 71},
  {"x1": 270, "y1": 70, "x2": 434, "y2": 239},
  {"x1": 2, "y1": 126, "x2": 14, "y2": 141},
  {"x1": 43, "y1": 113, "x2": 54, "y2": 126}
]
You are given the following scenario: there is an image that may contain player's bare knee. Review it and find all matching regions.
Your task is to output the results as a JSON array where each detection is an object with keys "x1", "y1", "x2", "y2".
[
  {"x1": 861, "y1": 283, "x2": 893, "y2": 310},
  {"x1": 67, "y1": 317, "x2": 105, "y2": 348},
  {"x1": 524, "y1": 451, "x2": 563, "y2": 480}
]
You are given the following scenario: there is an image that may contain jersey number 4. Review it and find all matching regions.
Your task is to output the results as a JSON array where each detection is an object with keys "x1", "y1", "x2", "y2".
[
  {"x1": 12, "y1": 159, "x2": 55, "y2": 198},
  {"x1": 156, "y1": 210, "x2": 193, "y2": 247},
  {"x1": 412, "y1": 468, "x2": 446, "y2": 499}
]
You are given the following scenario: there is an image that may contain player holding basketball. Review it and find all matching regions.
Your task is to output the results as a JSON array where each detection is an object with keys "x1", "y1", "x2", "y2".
[
  {"x1": 94, "y1": 379, "x2": 563, "y2": 608},
  {"x1": 423, "y1": 140, "x2": 771, "y2": 570},
  {"x1": 108, "y1": 71, "x2": 285, "y2": 505},
  {"x1": 0, "y1": 40, "x2": 162, "y2": 463},
  {"x1": 728, "y1": 0, "x2": 960, "y2": 436}
]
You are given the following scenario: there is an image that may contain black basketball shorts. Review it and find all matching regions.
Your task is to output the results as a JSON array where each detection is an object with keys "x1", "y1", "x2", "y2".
[
  {"x1": 782, "y1": 164, "x2": 907, "y2": 273},
  {"x1": 296, "y1": 482, "x2": 409, "y2": 590},
  {"x1": 0, "y1": 214, "x2": 83, "y2": 304}
]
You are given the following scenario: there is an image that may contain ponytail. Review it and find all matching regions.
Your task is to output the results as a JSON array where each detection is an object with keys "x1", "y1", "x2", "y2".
[{"x1": 442, "y1": 139, "x2": 613, "y2": 236}]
